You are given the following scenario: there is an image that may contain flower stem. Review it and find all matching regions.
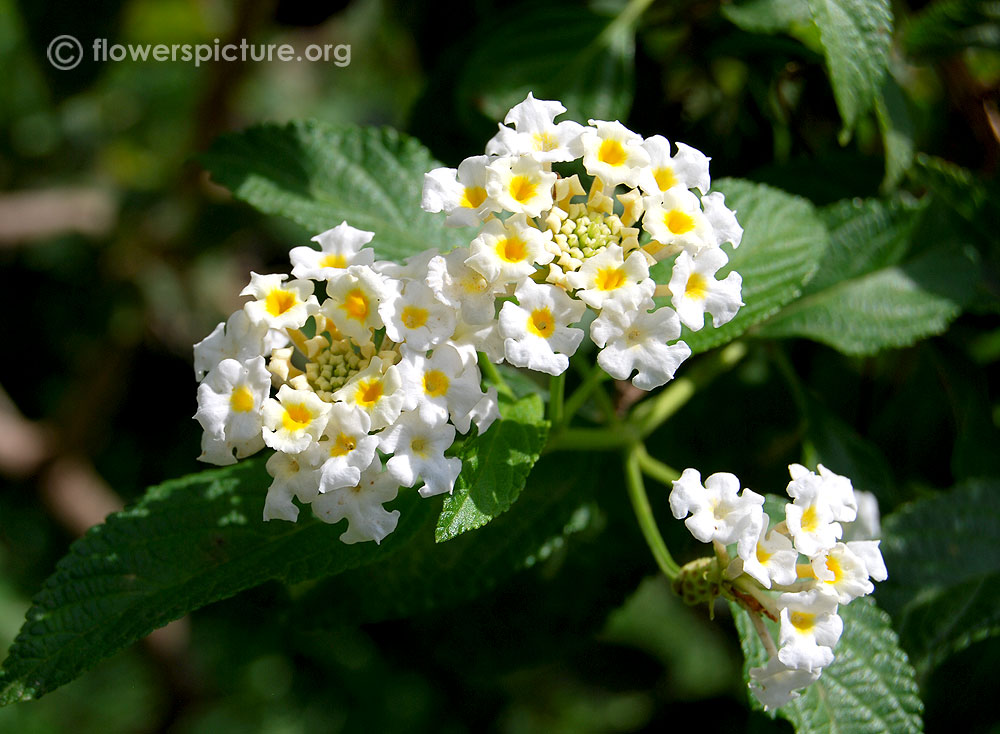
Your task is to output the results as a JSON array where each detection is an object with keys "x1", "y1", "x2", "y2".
[
  {"x1": 544, "y1": 426, "x2": 633, "y2": 453},
  {"x1": 479, "y1": 354, "x2": 515, "y2": 400},
  {"x1": 624, "y1": 442, "x2": 680, "y2": 579},
  {"x1": 563, "y1": 363, "x2": 610, "y2": 424},
  {"x1": 549, "y1": 372, "x2": 566, "y2": 426},
  {"x1": 634, "y1": 445, "x2": 680, "y2": 486}
]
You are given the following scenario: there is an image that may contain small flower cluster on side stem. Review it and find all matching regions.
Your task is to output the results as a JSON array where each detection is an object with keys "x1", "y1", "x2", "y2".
[{"x1": 669, "y1": 464, "x2": 887, "y2": 710}]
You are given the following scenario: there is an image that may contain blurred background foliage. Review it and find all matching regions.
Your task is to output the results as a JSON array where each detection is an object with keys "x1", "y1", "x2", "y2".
[{"x1": 0, "y1": 0, "x2": 997, "y2": 731}]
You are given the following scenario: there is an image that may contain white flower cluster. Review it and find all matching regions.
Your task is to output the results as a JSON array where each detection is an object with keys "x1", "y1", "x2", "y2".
[
  {"x1": 669, "y1": 464, "x2": 887, "y2": 710},
  {"x1": 422, "y1": 93, "x2": 744, "y2": 389},
  {"x1": 193, "y1": 222, "x2": 501, "y2": 545}
]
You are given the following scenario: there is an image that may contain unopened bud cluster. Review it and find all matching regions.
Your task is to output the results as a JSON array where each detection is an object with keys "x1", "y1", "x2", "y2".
[{"x1": 669, "y1": 464, "x2": 887, "y2": 710}]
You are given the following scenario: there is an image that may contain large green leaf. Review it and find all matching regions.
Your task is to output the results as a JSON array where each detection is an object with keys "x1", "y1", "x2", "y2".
[
  {"x1": 199, "y1": 122, "x2": 470, "y2": 262},
  {"x1": 757, "y1": 197, "x2": 978, "y2": 355},
  {"x1": 680, "y1": 178, "x2": 828, "y2": 355},
  {"x1": 879, "y1": 480, "x2": 1000, "y2": 671},
  {"x1": 292, "y1": 452, "x2": 601, "y2": 624},
  {"x1": 806, "y1": 0, "x2": 893, "y2": 138},
  {"x1": 904, "y1": 0, "x2": 1000, "y2": 57},
  {"x1": 875, "y1": 77, "x2": 916, "y2": 190},
  {"x1": 436, "y1": 394, "x2": 549, "y2": 542},
  {"x1": 0, "y1": 460, "x2": 429, "y2": 705},
  {"x1": 455, "y1": 5, "x2": 635, "y2": 125},
  {"x1": 721, "y1": 0, "x2": 812, "y2": 34},
  {"x1": 734, "y1": 597, "x2": 923, "y2": 733}
]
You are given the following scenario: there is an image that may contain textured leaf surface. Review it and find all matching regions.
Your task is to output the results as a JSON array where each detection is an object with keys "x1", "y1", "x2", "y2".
[
  {"x1": 722, "y1": 0, "x2": 812, "y2": 33},
  {"x1": 758, "y1": 197, "x2": 977, "y2": 354},
  {"x1": 436, "y1": 394, "x2": 549, "y2": 542},
  {"x1": 456, "y1": 6, "x2": 634, "y2": 124},
  {"x1": 879, "y1": 480, "x2": 1000, "y2": 670},
  {"x1": 875, "y1": 77, "x2": 916, "y2": 190},
  {"x1": 200, "y1": 122, "x2": 469, "y2": 262},
  {"x1": 294, "y1": 452, "x2": 601, "y2": 624},
  {"x1": 681, "y1": 178, "x2": 828, "y2": 354},
  {"x1": 0, "y1": 460, "x2": 427, "y2": 705},
  {"x1": 807, "y1": 0, "x2": 893, "y2": 136},
  {"x1": 734, "y1": 597, "x2": 923, "y2": 733}
]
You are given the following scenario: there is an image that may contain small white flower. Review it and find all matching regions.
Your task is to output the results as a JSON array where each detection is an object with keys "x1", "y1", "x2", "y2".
[
  {"x1": 777, "y1": 589, "x2": 843, "y2": 672},
  {"x1": 289, "y1": 221, "x2": 375, "y2": 280},
  {"x1": 261, "y1": 385, "x2": 331, "y2": 454},
  {"x1": 787, "y1": 463, "x2": 857, "y2": 524},
  {"x1": 194, "y1": 356, "x2": 271, "y2": 464},
  {"x1": 332, "y1": 356, "x2": 404, "y2": 431},
  {"x1": 810, "y1": 542, "x2": 877, "y2": 604},
  {"x1": 485, "y1": 155, "x2": 557, "y2": 218},
  {"x1": 311, "y1": 457, "x2": 401, "y2": 544},
  {"x1": 499, "y1": 279, "x2": 586, "y2": 376},
  {"x1": 702, "y1": 191, "x2": 743, "y2": 248},
  {"x1": 449, "y1": 319, "x2": 506, "y2": 368},
  {"x1": 642, "y1": 187, "x2": 714, "y2": 253},
  {"x1": 465, "y1": 214, "x2": 554, "y2": 285},
  {"x1": 193, "y1": 309, "x2": 271, "y2": 380},
  {"x1": 378, "y1": 411, "x2": 463, "y2": 497},
  {"x1": 579, "y1": 120, "x2": 650, "y2": 187},
  {"x1": 486, "y1": 93, "x2": 585, "y2": 164},
  {"x1": 372, "y1": 248, "x2": 439, "y2": 282},
  {"x1": 451, "y1": 385, "x2": 501, "y2": 436},
  {"x1": 564, "y1": 245, "x2": 654, "y2": 310},
  {"x1": 669, "y1": 468, "x2": 765, "y2": 557},
  {"x1": 637, "y1": 135, "x2": 711, "y2": 195},
  {"x1": 739, "y1": 516, "x2": 799, "y2": 589},
  {"x1": 422, "y1": 155, "x2": 500, "y2": 227},
  {"x1": 749, "y1": 657, "x2": 821, "y2": 711},
  {"x1": 380, "y1": 280, "x2": 456, "y2": 351},
  {"x1": 426, "y1": 248, "x2": 500, "y2": 326},
  {"x1": 263, "y1": 451, "x2": 321, "y2": 522},
  {"x1": 397, "y1": 345, "x2": 483, "y2": 428},
  {"x1": 305, "y1": 402, "x2": 379, "y2": 493},
  {"x1": 590, "y1": 298, "x2": 691, "y2": 391},
  {"x1": 668, "y1": 249, "x2": 743, "y2": 331},
  {"x1": 241, "y1": 272, "x2": 318, "y2": 330},
  {"x1": 322, "y1": 265, "x2": 389, "y2": 345}
]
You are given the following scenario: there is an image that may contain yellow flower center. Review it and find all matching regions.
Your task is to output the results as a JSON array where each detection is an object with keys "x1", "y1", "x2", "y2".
[
  {"x1": 594, "y1": 266, "x2": 626, "y2": 291},
  {"x1": 229, "y1": 385, "x2": 255, "y2": 413},
  {"x1": 342, "y1": 287, "x2": 370, "y2": 321},
  {"x1": 653, "y1": 166, "x2": 677, "y2": 191},
  {"x1": 665, "y1": 209, "x2": 696, "y2": 235},
  {"x1": 281, "y1": 402, "x2": 313, "y2": 432},
  {"x1": 789, "y1": 611, "x2": 816, "y2": 633},
  {"x1": 800, "y1": 504, "x2": 819, "y2": 533},
  {"x1": 320, "y1": 253, "x2": 348, "y2": 269},
  {"x1": 410, "y1": 437, "x2": 428, "y2": 457},
  {"x1": 496, "y1": 236, "x2": 528, "y2": 263},
  {"x1": 597, "y1": 138, "x2": 627, "y2": 166},
  {"x1": 825, "y1": 554, "x2": 843, "y2": 584},
  {"x1": 329, "y1": 432, "x2": 357, "y2": 458},
  {"x1": 527, "y1": 307, "x2": 555, "y2": 338},
  {"x1": 423, "y1": 370, "x2": 450, "y2": 398},
  {"x1": 401, "y1": 306, "x2": 429, "y2": 330},
  {"x1": 461, "y1": 186, "x2": 487, "y2": 209},
  {"x1": 355, "y1": 378, "x2": 383, "y2": 408},
  {"x1": 508, "y1": 175, "x2": 538, "y2": 204},
  {"x1": 756, "y1": 543, "x2": 772, "y2": 564},
  {"x1": 685, "y1": 272, "x2": 708, "y2": 300},
  {"x1": 265, "y1": 288, "x2": 297, "y2": 317},
  {"x1": 533, "y1": 131, "x2": 559, "y2": 152}
]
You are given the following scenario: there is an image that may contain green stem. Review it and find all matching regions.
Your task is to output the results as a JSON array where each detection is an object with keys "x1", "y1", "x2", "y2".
[
  {"x1": 634, "y1": 445, "x2": 680, "y2": 486},
  {"x1": 624, "y1": 443, "x2": 680, "y2": 579},
  {"x1": 479, "y1": 354, "x2": 514, "y2": 400},
  {"x1": 544, "y1": 426, "x2": 633, "y2": 453},
  {"x1": 631, "y1": 341, "x2": 748, "y2": 438},
  {"x1": 563, "y1": 363, "x2": 610, "y2": 424},
  {"x1": 549, "y1": 372, "x2": 566, "y2": 426}
]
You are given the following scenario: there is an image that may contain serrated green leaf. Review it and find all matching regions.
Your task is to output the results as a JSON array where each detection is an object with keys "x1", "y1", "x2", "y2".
[
  {"x1": 904, "y1": 0, "x2": 1000, "y2": 57},
  {"x1": 912, "y1": 154, "x2": 1000, "y2": 244},
  {"x1": 806, "y1": 0, "x2": 893, "y2": 138},
  {"x1": 456, "y1": 6, "x2": 634, "y2": 126},
  {"x1": 757, "y1": 195, "x2": 978, "y2": 355},
  {"x1": 679, "y1": 178, "x2": 828, "y2": 355},
  {"x1": 199, "y1": 121, "x2": 469, "y2": 262},
  {"x1": 734, "y1": 597, "x2": 923, "y2": 733},
  {"x1": 436, "y1": 394, "x2": 549, "y2": 542},
  {"x1": 292, "y1": 453, "x2": 602, "y2": 624},
  {"x1": 0, "y1": 460, "x2": 427, "y2": 705},
  {"x1": 721, "y1": 0, "x2": 812, "y2": 34},
  {"x1": 879, "y1": 480, "x2": 1000, "y2": 671}
]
